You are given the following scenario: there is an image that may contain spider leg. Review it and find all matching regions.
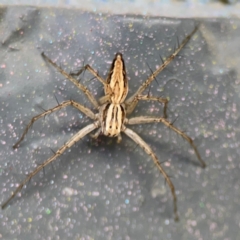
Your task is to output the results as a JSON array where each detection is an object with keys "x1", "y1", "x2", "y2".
[
  {"x1": 41, "y1": 52, "x2": 100, "y2": 109},
  {"x1": 117, "y1": 134, "x2": 122, "y2": 143},
  {"x1": 123, "y1": 126, "x2": 179, "y2": 221},
  {"x1": 125, "y1": 25, "x2": 199, "y2": 114},
  {"x1": 98, "y1": 94, "x2": 111, "y2": 105},
  {"x1": 126, "y1": 94, "x2": 168, "y2": 118},
  {"x1": 2, "y1": 122, "x2": 98, "y2": 210},
  {"x1": 90, "y1": 128, "x2": 101, "y2": 139},
  {"x1": 13, "y1": 100, "x2": 96, "y2": 149},
  {"x1": 127, "y1": 116, "x2": 206, "y2": 168},
  {"x1": 70, "y1": 64, "x2": 107, "y2": 87}
]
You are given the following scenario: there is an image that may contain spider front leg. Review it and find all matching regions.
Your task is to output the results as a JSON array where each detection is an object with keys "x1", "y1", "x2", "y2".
[
  {"x1": 125, "y1": 25, "x2": 199, "y2": 113},
  {"x1": 2, "y1": 122, "x2": 98, "y2": 210},
  {"x1": 127, "y1": 116, "x2": 206, "y2": 168},
  {"x1": 70, "y1": 63, "x2": 106, "y2": 87},
  {"x1": 13, "y1": 100, "x2": 96, "y2": 149},
  {"x1": 42, "y1": 52, "x2": 101, "y2": 109},
  {"x1": 126, "y1": 94, "x2": 169, "y2": 118},
  {"x1": 123, "y1": 127, "x2": 179, "y2": 221}
]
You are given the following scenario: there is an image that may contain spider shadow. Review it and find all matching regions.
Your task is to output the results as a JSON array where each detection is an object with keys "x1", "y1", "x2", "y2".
[
  {"x1": 6, "y1": 130, "x2": 129, "y2": 210},
  {"x1": 5, "y1": 136, "x2": 96, "y2": 209},
  {"x1": 5, "y1": 124, "x2": 201, "y2": 221},
  {"x1": 132, "y1": 129, "x2": 203, "y2": 168},
  {"x1": 120, "y1": 132, "x2": 203, "y2": 220},
  {"x1": 85, "y1": 133, "x2": 191, "y2": 220}
]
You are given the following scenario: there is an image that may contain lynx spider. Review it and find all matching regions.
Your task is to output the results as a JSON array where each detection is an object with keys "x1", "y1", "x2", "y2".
[{"x1": 2, "y1": 26, "x2": 205, "y2": 221}]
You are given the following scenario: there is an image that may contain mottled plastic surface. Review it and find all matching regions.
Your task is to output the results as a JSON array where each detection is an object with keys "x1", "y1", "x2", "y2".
[{"x1": 0, "y1": 6, "x2": 239, "y2": 240}]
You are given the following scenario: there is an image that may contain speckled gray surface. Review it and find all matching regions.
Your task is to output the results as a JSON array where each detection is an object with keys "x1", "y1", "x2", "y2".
[{"x1": 0, "y1": 6, "x2": 240, "y2": 240}]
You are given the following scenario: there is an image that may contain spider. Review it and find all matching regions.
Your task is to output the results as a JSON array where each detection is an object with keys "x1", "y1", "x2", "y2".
[{"x1": 2, "y1": 25, "x2": 205, "y2": 221}]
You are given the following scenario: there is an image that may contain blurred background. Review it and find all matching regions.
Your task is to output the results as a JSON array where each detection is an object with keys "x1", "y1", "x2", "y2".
[
  {"x1": 0, "y1": 1, "x2": 240, "y2": 240},
  {"x1": 0, "y1": 0, "x2": 240, "y2": 18}
]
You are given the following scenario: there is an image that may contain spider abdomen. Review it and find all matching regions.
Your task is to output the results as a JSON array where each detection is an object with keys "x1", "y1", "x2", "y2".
[{"x1": 100, "y1": 103, "x2": 126, "y2": 137}]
